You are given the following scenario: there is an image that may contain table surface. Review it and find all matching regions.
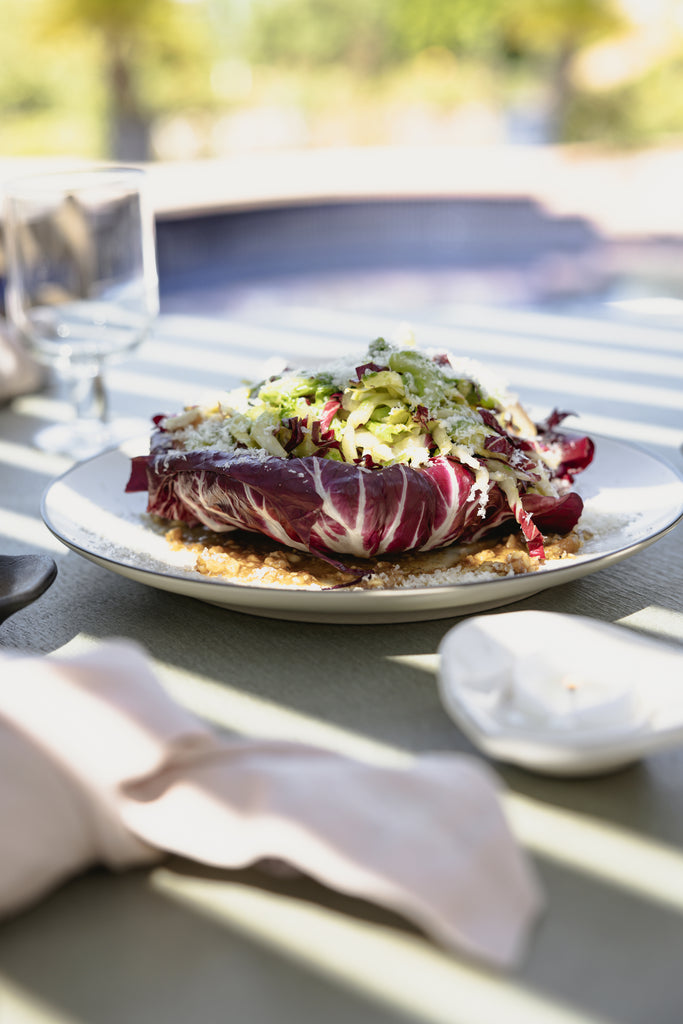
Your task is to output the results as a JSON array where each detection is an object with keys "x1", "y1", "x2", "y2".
[{"x1": 2, "y1": 287, "x2": 683, "y2": 1024}]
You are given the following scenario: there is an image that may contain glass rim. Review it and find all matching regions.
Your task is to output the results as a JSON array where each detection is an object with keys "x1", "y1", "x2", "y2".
[{"x1": 2, "y1": 164, "x2": 149, "y2": 199}]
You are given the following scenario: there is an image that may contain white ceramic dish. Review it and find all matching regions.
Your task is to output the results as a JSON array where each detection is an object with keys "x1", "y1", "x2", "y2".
[
  {"x1": 41, "y1": 434, "x2": 683, "y2": 624},
  {"x1": 438, "y1": 611, "x2": 683, "y2": 776}
]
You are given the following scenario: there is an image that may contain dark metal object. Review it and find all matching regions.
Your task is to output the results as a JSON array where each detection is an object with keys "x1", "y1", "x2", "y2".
[{"x1": 0, "y1": 554, "x2": 58, "y2": 626}]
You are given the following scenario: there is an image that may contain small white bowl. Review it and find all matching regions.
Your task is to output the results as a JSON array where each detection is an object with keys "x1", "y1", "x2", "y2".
[{"x1": 438, "y1": 611, "x2": 683, "y2": 777}]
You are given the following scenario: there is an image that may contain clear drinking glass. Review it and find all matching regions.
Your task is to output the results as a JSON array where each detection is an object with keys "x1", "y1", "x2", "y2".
[{"x1": 3, "y1": 166, "x2": 159, "y2": 459}]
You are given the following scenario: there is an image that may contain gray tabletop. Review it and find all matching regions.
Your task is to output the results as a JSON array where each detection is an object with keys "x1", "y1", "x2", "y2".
[{"x1": 2, "y1": 297, "x2": 683, "y2": 1024}]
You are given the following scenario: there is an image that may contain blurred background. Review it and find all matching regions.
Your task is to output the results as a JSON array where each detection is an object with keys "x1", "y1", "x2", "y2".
[
  {"x1": 4, "y1": 0, "x2": 683, "y2": 324},
  {"x1": 4, "y1": 0, "x2": 683, "y2": 160}
]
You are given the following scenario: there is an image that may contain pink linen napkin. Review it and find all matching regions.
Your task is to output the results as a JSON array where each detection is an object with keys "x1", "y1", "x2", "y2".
[{"x1": 0, "y1": 641, "x2": 543, "y2": 967}]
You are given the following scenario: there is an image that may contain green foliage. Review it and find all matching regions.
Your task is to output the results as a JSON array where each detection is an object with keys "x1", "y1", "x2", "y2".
[
  {"x1": 386, "y1": 0, "x2": 508, "y2": 61},
  {"x1": 248, "y1": 0, "x2": 392, "y2": 72},
  {"x1": 1, "y1": 0, "x2": 683, "y2": 157},
  {"x1": 0, "y1": 0, "x2": 218, "y2": 158},
  {"x1": 46, "y1": 0, "x2": 219, "y2": 109},
  {"x1": 566, "y1": 50, "x2": 683, "y2": 146},
  {"x1": 0, "y1": 0, "x2": 103, "y2": 155},
  {"x1": 248, "y1": 0, "x2": 624, "y2": 70},
  {"x1": 499, "y1": 0, "x2": 625, "y2": 54}
]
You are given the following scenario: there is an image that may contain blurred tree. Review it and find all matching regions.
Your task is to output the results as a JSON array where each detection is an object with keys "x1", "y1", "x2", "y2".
[
  {"x1": 249, "y1": 0, "x2": 625, "y2": 140},
  {"x1": 0, "y1": 0, "x2": 98, "y2": 156},
  {"x1": 497, "y1": 0, "x2": 625, "y2": 139},
  {"x1": 3, "y1": 0, "x2": 680, "y2": 156},
  {"x1": 567, "y1": 44, "x2": 683, "y2": 146},
  {"x1": 46, "y1": 0, "x2": 218, "y2": 159}
]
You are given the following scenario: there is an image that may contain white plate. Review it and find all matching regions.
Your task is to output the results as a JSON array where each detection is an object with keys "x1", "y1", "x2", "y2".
[{"x1": 41, "y1": 434, "x2": 683, "y2": 624}]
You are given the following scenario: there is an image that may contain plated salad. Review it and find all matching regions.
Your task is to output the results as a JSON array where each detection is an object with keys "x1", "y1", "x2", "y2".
[{"x1": 126, "y1": 338, "x2": 594, "y2": 567}]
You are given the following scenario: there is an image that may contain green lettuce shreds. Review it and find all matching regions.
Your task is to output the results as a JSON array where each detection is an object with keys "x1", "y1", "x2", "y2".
[{"x1": 161, "y1": 337, "x2": 543, "y2": 479}]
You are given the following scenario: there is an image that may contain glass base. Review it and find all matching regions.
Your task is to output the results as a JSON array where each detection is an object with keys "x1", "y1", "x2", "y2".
[{"x1": 33, "y1": 417, "x2": 148, "y2": 461}]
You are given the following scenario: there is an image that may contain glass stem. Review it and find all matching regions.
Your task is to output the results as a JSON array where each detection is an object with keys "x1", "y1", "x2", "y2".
[{"x1": 71, "y1": 366, "x2": 109, "y2": 423}]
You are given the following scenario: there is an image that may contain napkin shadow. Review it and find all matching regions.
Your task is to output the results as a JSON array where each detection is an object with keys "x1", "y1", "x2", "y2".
[
  {"x1": 0, "y1": 862, "x2": 443, "y2": 1024},
  {"x1": 163, "y1": 851, "x2": 427, "y2": 937}
]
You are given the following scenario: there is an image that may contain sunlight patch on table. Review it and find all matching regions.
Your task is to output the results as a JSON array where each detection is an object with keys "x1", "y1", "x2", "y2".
[
  {"x1": 618, "y1": 605, "x2": 683, "y2": 644},
  {"x1": 156, "y1": 313, "x2": 367, "y2": 358},
  {"x1": 152, "y1": 869, "x2": 610, "y2": 1024},
  {"x1": 567, "y1": 412, "x2": 683, "y2": 451},
  {"x1": 140, "y1": 338, "x2": 287, "y2": 379},
  {"x1": 280, "y1": 303, "x2": 683, "y2": 374},
  {"x1": 243, "y1": 305, "x2": 411, "y2": 347},
  {"x1": 416, "y1": 320, "x2": 683, "y2": 379},
  {"x1": 386, "y1": 653, "x2": 440, "y2": 675},
  {"x1": 476, "y1": 363, "x2": 683, "y2": 412},
  {"x1": 447, "y1": 303, "x2": 683, "y2": 354},
  {"x1": 0, "y1": 979, "x2": 77, "y2": 1024},
  {"x1": 506, "y1": 793, "x2": 683, "y2": 915},
  {"x1": 157, "y1": 663, "x2": 411, "y2": 767},
  {"x1": 107, "y1": 363, "x2": 285, "y2": 410},
  {"x1": 0, "y1": 510, "x2": 64, "y2": 553},
  {"x1": 106, "y1": 367, "x2": 220, "y2": 406},
  {"x1": 0, "y1": 439, "x2": 71, "y2": 477},
  {"x1": 12, "y1": 393, "x2": 73, "y2": 424}
]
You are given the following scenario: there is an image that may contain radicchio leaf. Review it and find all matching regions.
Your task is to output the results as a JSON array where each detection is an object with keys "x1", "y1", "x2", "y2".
[
  {"x1": 310, "y1": 420, "x2": 343, "y2": 456},
  {"x1": 127, "y1": 423, "x2": 589, "y2": 562},
  {"x1": 355, "y1": 362, "x2": 389, "y2": 379},
  {"x1": 281, "y1": 416, "x2": 307, "y2": 453},
  {"x1": 319, "y1": 395, "x2": 342, "y2": 431},
  {"x1": 534, "y1": 410, "x2": 595, "y2": 483},
  {"x1": 414, "y1": 405, "x2": 431, "y2": 427},
  {"x1": 478, "y1": 408, "x2": 505, "y2": 435}
]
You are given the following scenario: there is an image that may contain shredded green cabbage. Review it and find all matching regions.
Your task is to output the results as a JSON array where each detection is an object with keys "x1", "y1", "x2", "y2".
[{"x1": 160, "y1": 337, "x2": 559, "y2": 512}]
